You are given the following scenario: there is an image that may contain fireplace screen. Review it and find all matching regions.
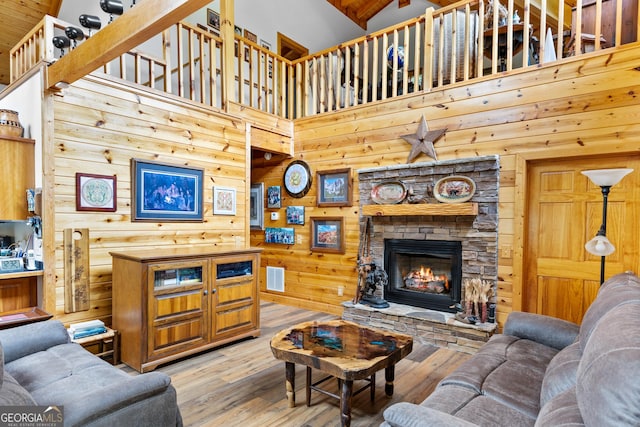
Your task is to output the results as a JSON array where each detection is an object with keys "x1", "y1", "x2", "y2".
[{"x1": 384, "y1": 239, "x2": 462, "y2": 312}]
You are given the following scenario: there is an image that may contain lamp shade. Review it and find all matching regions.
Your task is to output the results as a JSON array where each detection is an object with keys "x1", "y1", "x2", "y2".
[
  {"x1": 582, "y1": 168, "x2": 633, "y2": 187},
  {"x1": 585, "y1": 234, "x2": 615, "y2": 256}
]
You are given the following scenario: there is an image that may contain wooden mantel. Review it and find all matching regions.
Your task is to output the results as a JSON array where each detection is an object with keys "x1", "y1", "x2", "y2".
[{"x1": 361, "y1": 202, "x2": 478, "y2": 216}]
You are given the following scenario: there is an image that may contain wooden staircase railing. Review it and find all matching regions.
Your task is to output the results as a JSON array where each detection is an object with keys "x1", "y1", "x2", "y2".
[{"x1": 10, "y1": 0, "x2": 639, "y2": 119}]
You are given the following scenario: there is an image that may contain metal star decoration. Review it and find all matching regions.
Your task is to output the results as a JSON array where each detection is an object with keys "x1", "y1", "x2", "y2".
[{"x1": 401, "y1": 116, "x2": 446, "y2": 163}]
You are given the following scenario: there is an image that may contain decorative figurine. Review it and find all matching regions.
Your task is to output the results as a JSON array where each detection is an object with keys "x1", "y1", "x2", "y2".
[{"x1": 360, "y1": 262, "x2": 390, "y2": 309}]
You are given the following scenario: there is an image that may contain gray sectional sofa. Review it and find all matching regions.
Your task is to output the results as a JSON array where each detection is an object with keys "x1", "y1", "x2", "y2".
[
  {"x1": 0, "y1": 320, "x2": 182, "y2": 427},
  {"x1": 382, "y1": 271, "x2": 640, "y2": 427}
]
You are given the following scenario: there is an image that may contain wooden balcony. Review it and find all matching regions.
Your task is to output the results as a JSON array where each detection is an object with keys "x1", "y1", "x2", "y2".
[{"x1": 9, "y1": 0, "x2": 639, "y2": 121}]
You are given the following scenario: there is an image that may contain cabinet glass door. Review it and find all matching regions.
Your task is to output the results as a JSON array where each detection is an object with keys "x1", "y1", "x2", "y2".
[{"x1": 154, "y1": 266, "x2": 203, "y2": 289}]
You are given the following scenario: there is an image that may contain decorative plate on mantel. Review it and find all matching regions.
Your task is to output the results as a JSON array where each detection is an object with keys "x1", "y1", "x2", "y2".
[
  {"x1": 433, "y1": 176, "x2": 476, "y2": 204},
  {"x1": 371, "y1": 181, "x2": 407, "y2": 204}
]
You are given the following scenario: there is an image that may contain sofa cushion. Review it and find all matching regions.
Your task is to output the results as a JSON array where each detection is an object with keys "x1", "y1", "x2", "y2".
[
  {"x1": 576, "y1": 300, "x2": 640, "y2": 426},
  {"x1": 4, "y1": 342, "x2": 133, "y2": 405},
  {"x1": 438, "y1": 334, "x2": 557, "y2": 420},
  {"x1": 535, "y1": 388, "x2": 584, "y2": 426},
  {"x1": 578, "y1": 272, "x2": 640, "y2": 352},
  {"x1": 539, "y1": 341, "x2": 581, "y2": 407},
  {"x1": 0, "y1": 320, "x2": 69, "y2": 364},
  {"x1": 422, "y1": 384, "x2": 536, "y2": 426},
  {"x1": 0, "y1": 371, "x2": 37, "y2": 406}
]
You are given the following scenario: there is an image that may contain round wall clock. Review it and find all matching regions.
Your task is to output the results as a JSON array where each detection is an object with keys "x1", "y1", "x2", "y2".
[{"x1": 283, "y1": 160, "x2": 312, "y2": 198}]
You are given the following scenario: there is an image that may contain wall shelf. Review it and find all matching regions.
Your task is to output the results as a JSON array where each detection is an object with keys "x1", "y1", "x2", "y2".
[{"x1": 361, "y1": 202, "x2": 478, "y2": 217}]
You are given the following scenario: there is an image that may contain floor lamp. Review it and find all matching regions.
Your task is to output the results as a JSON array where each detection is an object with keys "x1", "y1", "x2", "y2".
[{"x1": 581, "y1": 168, "x2": 633, "y2": 285}]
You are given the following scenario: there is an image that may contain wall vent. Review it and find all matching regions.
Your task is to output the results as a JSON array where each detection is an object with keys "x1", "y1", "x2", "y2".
[{"x1": 266, "y1": 266, "x2": 285, "y2": 292}]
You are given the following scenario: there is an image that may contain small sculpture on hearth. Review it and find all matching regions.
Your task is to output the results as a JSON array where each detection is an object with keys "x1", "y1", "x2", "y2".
[
  {"x1": 359, "y1": 261, "x2": 390, "y2": 309},
  {"x1": 456, "y1": 278, "x2": 495, "y2": 324}
]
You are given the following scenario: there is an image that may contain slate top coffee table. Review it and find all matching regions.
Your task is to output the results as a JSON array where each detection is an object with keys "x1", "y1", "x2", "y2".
[{"x1": 270, "y1": 319, "x2": 413, "y2": 427}]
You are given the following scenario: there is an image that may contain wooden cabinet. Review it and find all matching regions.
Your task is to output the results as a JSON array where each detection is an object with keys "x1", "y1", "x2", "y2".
[
  {"x1": 0, "y1": 136, "x2": 34, "y2": 220},
  {"x1": 111, "y1": 247, "x2": 261, "y2": 372}
]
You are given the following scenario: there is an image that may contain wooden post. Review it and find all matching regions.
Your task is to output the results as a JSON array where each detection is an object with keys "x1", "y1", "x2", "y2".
[{"x1": 220, "y1": 0, "x2": 235, "y2": 111}]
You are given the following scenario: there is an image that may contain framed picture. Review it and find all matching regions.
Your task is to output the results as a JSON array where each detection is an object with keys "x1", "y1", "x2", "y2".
[
  {"x1": 265, "y1": 227, "x2": 295, "y2": 244},
  {"x1": 207, "y1": 8, "x2": 220, "y2": 31},
  {"x1": 244, "y1": 29, "x2": 257, "y2": 43},
  {"x1": 75, "y1": 173, "x2": 117, "y2": 212},
  {"x1": 250, "y1": 183, "x2": 264, "y2": 230},
  {"x1": 286, "y1": 206, "x2": 305, "y2": 225},
  {"x1": 131, "y1": 159, "x2": 204, "y2": 222},
  {"x1": 213, "y1": 186, "x2": 236, "y2": 215},
  {"x1": 317, "y1": 168, "x2": 352, "y2": 207},
  {"x1": 244, "y1": 46, "x2": 250, "y2": 63},
  {"x1": 260, "y1": 39, "x2": 271, "y2": 51},
  {"x1": 234, "y1": 25, "x2": 242, "y2": 36},
  {"x1": 267, "y1": 185, "x2": 281, "y2": 208},
  {"x1": 310, "y1": 217, "x2": 345, "y2": 254}
]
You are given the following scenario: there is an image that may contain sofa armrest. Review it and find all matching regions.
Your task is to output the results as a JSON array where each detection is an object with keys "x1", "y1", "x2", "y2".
[
  {"x1": 383, "y1": 402, "x2": 478, "y2": 427},
  {"x1": 62, "y1": 372, "x2": 178, "y2": 427},
  {"x1": 0, "y1": 321, "x2": 70, "y2": 363},
  {"x1": 503, "y1": 312, "x2": 579, "y2": 350}
]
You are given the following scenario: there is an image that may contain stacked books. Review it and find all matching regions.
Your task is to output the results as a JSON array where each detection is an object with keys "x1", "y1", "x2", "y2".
[{"x1": 68, "y1": 319, "x2": 107, "y2": 340}]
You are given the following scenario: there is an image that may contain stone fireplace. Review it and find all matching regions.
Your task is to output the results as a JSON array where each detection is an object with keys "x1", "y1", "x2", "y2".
[{"x1": 342, "y1": 156, "x2": 500, "y2": 353}]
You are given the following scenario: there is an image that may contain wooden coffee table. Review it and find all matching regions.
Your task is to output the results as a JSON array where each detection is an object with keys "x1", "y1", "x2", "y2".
[{"x1": 270, "y1": 319, "x2": 413, "y2": 426}]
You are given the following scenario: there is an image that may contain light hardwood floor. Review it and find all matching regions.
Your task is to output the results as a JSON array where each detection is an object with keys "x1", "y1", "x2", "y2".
[{"x1": 121, "y1": 302, "x2": 471, "y2": 426}]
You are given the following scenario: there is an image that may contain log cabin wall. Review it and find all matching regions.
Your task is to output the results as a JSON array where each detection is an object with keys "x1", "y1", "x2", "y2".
[
  {"x1": 48, "y1": 75, "x2": 249, "y2": 326},
  {"x1": 254, "y1": 43, "x2": 640, "y2": 325}
]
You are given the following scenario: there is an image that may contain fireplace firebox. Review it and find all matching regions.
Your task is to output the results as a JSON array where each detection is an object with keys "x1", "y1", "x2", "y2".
[{"x1": 384, "y1": 239, "x2": 462, "y2": 313}]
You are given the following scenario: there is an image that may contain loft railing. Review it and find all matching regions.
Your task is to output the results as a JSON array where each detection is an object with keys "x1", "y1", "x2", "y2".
[{"x1": 10, "y1": 0, "x2": 639, "y2": 118}]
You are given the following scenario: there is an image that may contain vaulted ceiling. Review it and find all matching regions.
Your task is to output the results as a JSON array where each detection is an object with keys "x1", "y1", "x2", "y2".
[
  {"x1": 327, "y1": 0, "x2": 410, "y2": 30},
  {"x1": 0, "y1": 0, "x2": 63, "y2": 85},
  {"x1": 0, "y1": 0, "x2": 433, "y2": 86}
]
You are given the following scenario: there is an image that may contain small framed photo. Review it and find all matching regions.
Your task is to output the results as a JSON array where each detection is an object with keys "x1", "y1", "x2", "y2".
[
  {"x1": 317, "y1": 168, "x2": 352, "y2": 207},
  {"x1": 260, "y1": 39, "x2": 271, "y2": 51},
  {"x1": 265, "y1": 227, "x2": 295, "y2": 244},
  {"x1": 213, "y1": 186, "x2": 236, "y2": 215},
  {"x1": 207, "y1": 8, "x2": 220, "y2": 31},
  {"x1": 244, "y1": 46, "x2": 250, "y2": 63},
  {"x1": 310, "y1": 217, "x2": 345, "y2": 254},
  {"x1": 267, "y1": 185, "x2": 281, "y2": 208},
  {"x1": 244, "y1": 29, "x2": 257, "y2": 43},
  {"x1": 76, "y1": 173, "x2": 117, "y2": 212},
  {"x1": 250, "y1": 183, "x2": 264, "y2": 230},
  {"x1": 286, "y1": 206, "x2": 305, "y2": 225},
  {"x1": 234, "y1": 25, "x2": 242, "y2": 36}
]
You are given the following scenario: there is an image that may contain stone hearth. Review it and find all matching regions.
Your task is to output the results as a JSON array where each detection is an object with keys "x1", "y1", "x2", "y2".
[{"x1": 342, "y1": 301, "x2": 497, "y2": 354}]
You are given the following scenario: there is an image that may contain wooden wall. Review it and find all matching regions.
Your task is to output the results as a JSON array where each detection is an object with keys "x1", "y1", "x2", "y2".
[
  {"x1": 254, "y1": 44, "x2": 640, "y2": 324},
  {"x1": 47, "y1": 76, "x2": 249, "y2": 326},
  {"x1": 41, "y1": 43, "x2": 640, "y2": 328}
]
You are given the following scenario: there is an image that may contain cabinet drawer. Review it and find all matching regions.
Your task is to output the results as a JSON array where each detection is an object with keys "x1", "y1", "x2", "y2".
[
  {"x1": 214, "y1": 304, "x2": 254, "y2": 335},
  {"x1": 216, "y1": 280, "x2": 254, "y2": 305},
  {"x1": 151, "y1": 317, "x2": 206, "y2": 356},
  {"x1": 154, "y1": 290, "x2": 203, "y2": 319}
]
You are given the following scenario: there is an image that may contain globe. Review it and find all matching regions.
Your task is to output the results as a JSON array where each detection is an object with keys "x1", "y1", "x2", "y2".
[{"x1": 387, "y1": 45, "x2": 405, "y2": 69}]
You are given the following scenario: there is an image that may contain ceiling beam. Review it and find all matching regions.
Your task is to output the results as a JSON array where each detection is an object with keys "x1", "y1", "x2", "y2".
[
  {"x1": 326, "y1": 0, "x2": 368, "y2": 30},
  {"x1": 46, "y1": 0, "x2": 211, "y2": 89},
  {"x1": 357, "y1": 0, "x2": 393, "y2": 21}
]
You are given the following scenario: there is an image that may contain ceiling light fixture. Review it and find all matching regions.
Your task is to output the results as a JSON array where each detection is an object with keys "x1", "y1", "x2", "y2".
[
  {"x1": 64, "y1": 27, "x2": 85, "y2": 48},
  {"x1": 79, "y1": 14, "x2": 101, "y2": 36},
  {"x1": 100, "y1": 0, "x2": 124, "y2": 23},
  {"x1": 52, "y1": 36, "x2": 70, "y2": 56}
]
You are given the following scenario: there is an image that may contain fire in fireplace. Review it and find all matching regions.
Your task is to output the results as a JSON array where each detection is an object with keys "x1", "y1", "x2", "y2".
[{"x1": 384, "y1": 239, "x2": 462, "y2": 312}]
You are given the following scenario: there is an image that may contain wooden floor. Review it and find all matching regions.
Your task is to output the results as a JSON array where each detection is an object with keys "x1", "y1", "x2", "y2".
[{"x1": 122, "y1": 302, "x2": 471, "y2": 426}]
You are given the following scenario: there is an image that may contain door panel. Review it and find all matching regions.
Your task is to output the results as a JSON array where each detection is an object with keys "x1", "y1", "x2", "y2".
[{"x1": 526, "y1": 156, "x2": 640, "y2": 323}]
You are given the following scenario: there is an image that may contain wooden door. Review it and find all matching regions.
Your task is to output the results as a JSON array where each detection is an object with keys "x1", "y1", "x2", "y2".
[{"x1": 525, "y1": 156, "x2": 640, "y2": 323}]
